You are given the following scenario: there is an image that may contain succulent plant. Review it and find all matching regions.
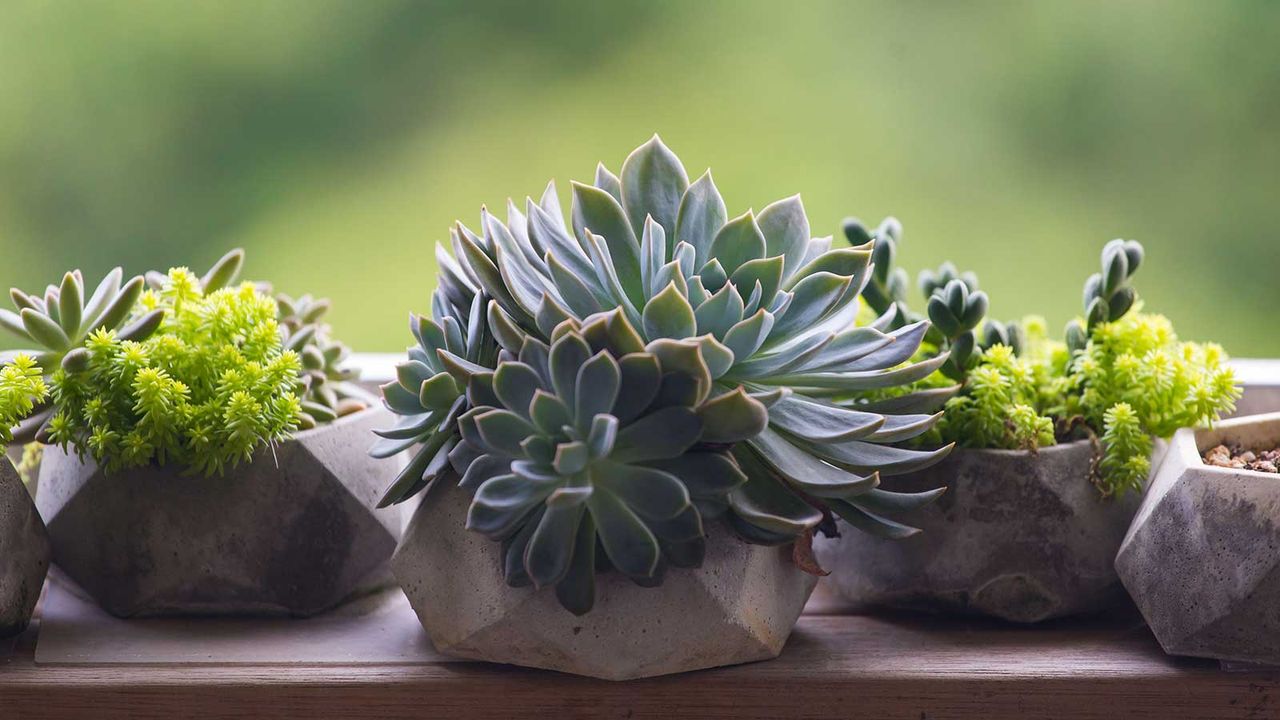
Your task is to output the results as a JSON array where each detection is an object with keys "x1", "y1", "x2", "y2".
[
  {"x1": 1067, "y1": 238, "x2": 1143, "y2": 351},
  {"x1": 443, "y1": 312, "x2": 754, "y2": 613},
  {"x1": 842, "y1": 217, "x2": 915, "y2": 331},
  {"x1": 159, "y1": 248, "x2": 368, "y2": 429},
  {"x1": 411, "y1": 136, "x2": 952, "y2": 548},
  {"x1": 1, "y1": 268, "x2": 162, "y2": 442},
  {"x1": 372, "y1": 285, "x2": 499, "y2": 507},
  {"x1": 277, "y1": 292, "x2": 368, "y2": 427},
  {"x1": 46, "y1": 264, "x2": 303, "y2": 475},
  {"x1": 857, "y1": 234, "x2": 1239, "y2": 497}
]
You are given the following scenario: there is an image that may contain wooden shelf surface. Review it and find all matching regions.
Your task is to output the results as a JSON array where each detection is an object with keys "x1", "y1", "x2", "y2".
[{"x1": 2, "y1": 587, "x2": 1277, "y2": 719}]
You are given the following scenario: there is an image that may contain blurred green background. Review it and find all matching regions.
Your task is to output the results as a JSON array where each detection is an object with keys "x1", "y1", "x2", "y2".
[{"x1": 1, "y1": 0, "x2": 1276, "y2": 355}]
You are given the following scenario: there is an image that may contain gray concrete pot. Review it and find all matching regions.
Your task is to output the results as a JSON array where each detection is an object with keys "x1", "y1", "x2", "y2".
[
  {"x1": 815, "y1": 440, "x2": 1143, "y2": 623},
  {"x1": 35, "y1": 407, "x2": 401, "y2": 618},
  {"x1": 1231, "y1": 359, "x2": 1280, "y2": 418},
  {"x1": 0, "y1": 457, "x2": 49, "y2": 637},
  {"x1": 393, "y1": 479, "x2": 818, "y2": 680},
  {"x1": 1116, "y1": 412, "x2": 1280, "y2": 665}
]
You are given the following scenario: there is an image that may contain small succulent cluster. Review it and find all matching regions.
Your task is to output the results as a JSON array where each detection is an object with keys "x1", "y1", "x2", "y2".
[
  {"x1": 276, "y1": 292, "x2": 368, "y2": 427},
  {"x1": 0, "y1": 356, "x2": 46, "y2": 445},
  {"x1": 0, "y1": 249, "x2": 360, "y2": 475},
  {"x1": 378, "y1": 137, "x2": 950, "y2": 612},
  {"x1": 849, "y1": 225, "x2": 1239, "y2": 496}
]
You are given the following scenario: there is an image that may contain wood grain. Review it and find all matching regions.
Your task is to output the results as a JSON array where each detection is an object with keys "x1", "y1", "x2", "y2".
[{"x1": 3, "y1": 605, "x2": 1278, "y2": 720}]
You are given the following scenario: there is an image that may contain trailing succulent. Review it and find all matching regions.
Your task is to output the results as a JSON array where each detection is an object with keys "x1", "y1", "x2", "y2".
[
  {"x1": 848, "y1": 224, "x2": 1239, "y2": 497},
  {"x1": 377, "y1": 136, "x2": 952, "y2": 613},
  {"x1": 0, "y1": 249, "x2": 360, "y2": 475}
]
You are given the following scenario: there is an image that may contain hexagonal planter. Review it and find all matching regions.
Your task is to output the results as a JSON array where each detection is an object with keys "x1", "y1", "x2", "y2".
[
  {"x1": 0, "y1": 456, "x2": 49, "y2": 637},
  {"x1": 394, "y1": 479, "x2": 818, "y2": 681},
  {"x1": 35, "y1": 407, "x2": 401, "y2": 618},
  {"x1": 815, "y1": 440, "x2": 1145, "y2": 623},
  {"x1": 1116, "y1": 411, "x2": 1280, "y2": 664}
]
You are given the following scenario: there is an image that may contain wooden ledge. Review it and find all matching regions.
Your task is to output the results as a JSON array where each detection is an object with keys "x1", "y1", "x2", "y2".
[{"x1": 3, "y1": 592, "x2": 1277, "y2": 719}]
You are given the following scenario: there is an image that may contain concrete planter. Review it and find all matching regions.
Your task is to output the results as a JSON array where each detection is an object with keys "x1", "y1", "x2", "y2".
[
  {"x1": 393, "y1": 479, "x2": 817, "y2": 680},
  {"x1": 35, "y1": 407, "x2": 400, "y2": 618},
  {"x1": 1116, "y1": 412, "x2": 1280, "y2": 665},
  {"x1": 815, "y1": 440, "x2": 1143, "y2": 623},
  {"x1": 1231, "y1": 359, "x2": 1280, "y2": 418},
  {"x1": 0, "y1": 457, "x2": 49, "y2": 637}
]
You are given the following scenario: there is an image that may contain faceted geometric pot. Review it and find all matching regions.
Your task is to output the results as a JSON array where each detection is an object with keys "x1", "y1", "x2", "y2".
[
  {"x1": 0, "y1": 456, "x2": 50, "y2": 637},
  {"x1": 1116, "y1": 412, "x2": 1280, "y2": 665},
  {"x1": 815, "y1": 440, "x2": 1143, "y2": 623},
  {"x1": 394, "y1": 479, "x2": 818, "y2": 681},
  {"x1": 35, "y1": 407, "x2": 401, "y2": 618}
]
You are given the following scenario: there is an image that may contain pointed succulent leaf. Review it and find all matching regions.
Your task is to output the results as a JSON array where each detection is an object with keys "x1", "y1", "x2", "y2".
[
  {"x1": 574, "y1": 351, "x2": 621, "y2": 429},
  {"x1": 768, "y1": 394, "x2": 885, "y2": 443},
  {"x1": 620, "y1": 136, "x2": 689, "y2": 242},
  {"x1": 645, "y1": 451, "x2": 746, "y2": 498},
  {"x1": 747, "y1": 427, "x2": 878, "y2": 498},
  {"x1": 829, "y1": 498, "x2": 921, "y2": 540},
  {"x1": 571, "y1": 181, "x2": 643, "y2": 304},
  {"x1": 756, "y1": 195, "x2": 810, "y2": 284},
  {"x1": 553, "y1": 441, "x2": 590, "y2": 475},
  {"x1": 493, "y1": 362, "x2": 544, "y2": 419},
  {"x1": 644, "y1": 339, "x2": 711, "y2": 404},
  {"x1": 594, "y1": 163, "x2": 622, "y2": 202},
  {"x1": 595, "y1": 461, "x2": 691, "y2": 520},
  {"x1": 587, "y1": 489, "x2": 661, "y2": 579},
  {"x1": 525, "y1": 502, "x2": 587, "y2": 587},
  {"x1": 200, "y1": 248, "x2": 245, "y2": 291},
  {"x1": 697, "y1": 388, "x2": 768, "y2": 443},
  {"x1": 58, "y1": 272, "x2": 82, "y2": 337},
  {"x1": 708, "y1": 211, "x2": 766, "y2": 276},
  {"x1": 611, "y1": 406, "x2": 702, "y2": 463},
  {"x1": 555, "y1": 512, "x2": 597, "y2": 615},
  {"x1": 729, "y1": 256, "x2": 785, "y2": 310},
  {"x1": 474, "y1": 409, "x2": 537, "y2": 457},
  {"x1": 612, "y1": 352, "x2": 662, "y2": 424},
  {"x1": 20, "y1": 308, "x2": 70, "y2": 351},
  {"x1": 676, "y1": 170, "x2": 727, "y2": 266},
  {"x1": 641, "y1": 282, "x2": 696, "y2": 341}
]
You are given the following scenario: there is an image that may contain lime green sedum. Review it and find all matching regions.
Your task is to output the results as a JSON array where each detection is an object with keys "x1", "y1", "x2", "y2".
[{"x1": 45, "y1": 268, "x2": 303, "y2": 475}]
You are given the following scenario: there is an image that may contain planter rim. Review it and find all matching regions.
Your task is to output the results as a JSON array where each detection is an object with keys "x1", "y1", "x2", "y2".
[
  {"x1": 941, "y1": 438, "x2": 1094, "y2": 459},
  {"x1": 51, "y1": 404, "x2": 383, "y2": 474},
  {"x1": 1185, "y1": 410, "x2": 1280, "y2": 480}
]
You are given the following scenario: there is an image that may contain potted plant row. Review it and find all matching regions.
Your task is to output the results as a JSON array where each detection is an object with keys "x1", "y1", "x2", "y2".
[
  {"x1": 0, "y1": 250, "x2": 400, "y2": 617},
  {"x1": 814, "y1": 227, "x2": 1240, "y2": 622}
]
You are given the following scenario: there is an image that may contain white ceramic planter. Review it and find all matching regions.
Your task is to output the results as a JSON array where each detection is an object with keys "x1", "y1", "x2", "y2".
[
  {"x1": 815, "y1": 440, "x2": 1145, "y2": 623},
  {"x1": 393, "y1": 479, "x2": 818, "y2": 680},
  {"x1": 0, "y1": 457, "x2": 49, "y2": 637},
  {"x1": 35, "y1": 407, "x2": 401, "y2": 617},
  {"x1": 1117, "y1": 412, "x2": 1280, "y2": 665}
]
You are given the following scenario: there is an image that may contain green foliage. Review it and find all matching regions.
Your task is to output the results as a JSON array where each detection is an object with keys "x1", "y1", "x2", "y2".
[
  {"x1": 0, "y1": 355, "x2": 47, "y2": 445},
  {"x1": 861, "y1": 233, "x2": 1240, "y2": 497},
  {"x1": 45, "y1": 268, "x2": 303, "y2": 475},
  {"x1": 277, "y1": 292, "x2": 368, "y2": 427},
  {"x1": 451, "y1": 312, "x2": 751, "y2": 614},
  {"x1": 935, "y1": 344, "x2": 1054, "y2": 451},
  {"x1": 1060, "y1": 311, "x2": 1238, "y2": 495},
  {"x1": 377, "y1": 138, "x2": 950, "y2": 612}
]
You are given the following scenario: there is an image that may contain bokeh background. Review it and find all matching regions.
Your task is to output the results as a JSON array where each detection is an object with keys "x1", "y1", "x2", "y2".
[{"x1": 1, "y1": 0, "x2": 1276, "y2": 355}]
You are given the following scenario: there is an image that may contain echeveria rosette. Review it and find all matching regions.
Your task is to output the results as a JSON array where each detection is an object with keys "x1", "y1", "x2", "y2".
[
  {"x1": 448, "y1": 312, "x2": 755, "y2": 614},
  {"x1": 448, "y1": 136, "x2": 952, "y2": 544}
]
